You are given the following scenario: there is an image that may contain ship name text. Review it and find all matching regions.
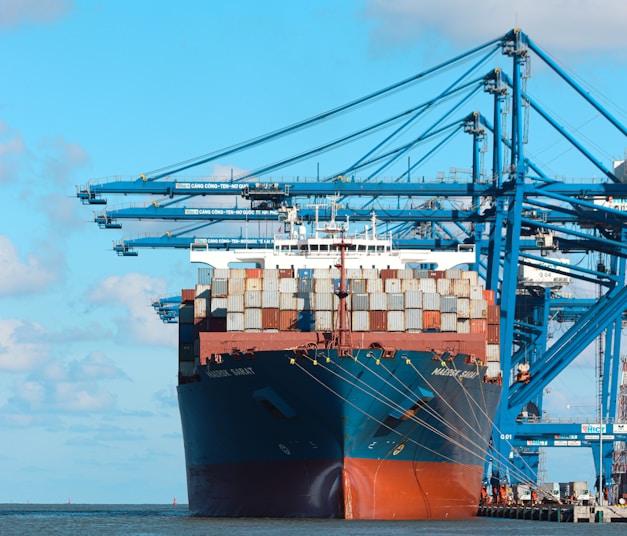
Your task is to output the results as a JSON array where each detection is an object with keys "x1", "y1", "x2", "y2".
[
  {"x1": 206, "y1": 367, "x2": 255, "y2": 378},
  {"x1": 430, "y1": 368, "x2": 478, "y2": 379}
]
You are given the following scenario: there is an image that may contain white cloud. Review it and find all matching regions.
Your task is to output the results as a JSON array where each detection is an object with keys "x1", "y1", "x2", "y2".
[
  {"x1": 364, "y1": 0, "x2": 627, "y2": 58},
  {"x1": 88, "y1": 272, "x2": 177, "y2": 346},
  {"x1": 0, "y1": 0, "x2": 74, "y2": 29},
  {"x1": 0, "y1": 319, "x2": 50, "y2": 372},
  {"x1": 1, "y1": 352, "x2": 127, "y2": 421},
  {"x1": 0, "y1": 235, "x2": 59, "y2": 296}
]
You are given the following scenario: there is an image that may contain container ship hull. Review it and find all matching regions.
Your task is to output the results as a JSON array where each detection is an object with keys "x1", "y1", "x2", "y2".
[{"x1": 178, "y1": 331, "x2": 501, "y2": 519}]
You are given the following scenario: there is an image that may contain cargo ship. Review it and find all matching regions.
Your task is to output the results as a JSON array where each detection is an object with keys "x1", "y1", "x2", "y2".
[{"x1": 177, "y1": 207, "x2": 502, "y2": 519}]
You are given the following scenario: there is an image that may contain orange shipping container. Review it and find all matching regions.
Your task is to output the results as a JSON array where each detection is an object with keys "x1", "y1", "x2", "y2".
[
  {"x1": 279, "y1": 310, "x2": 298, "y2": 331},
  {"x1": 483, "y1": 289, "x2": 495, "y2": 305},
  {"x1": 487, "y1": 304, "x2": 500, "y2": 324},
  {"x1": 181, "y1": 288, "x2": 195, "y2": 303},
  {"x1": 470, "y1": 318, "x2": 487, "y2": 334},
  {"x1": 262, "y1": 308, "x2": 279, "y2": 329},
  {"x1": 422, "y1": 310, "x2": 441, "y2": 331},
  {"x1": 369, "y1": 310, "x2": 388, "y2": 331},
  {"x1": 246, "y1": 268, "x2": 263, "y2": 279}
]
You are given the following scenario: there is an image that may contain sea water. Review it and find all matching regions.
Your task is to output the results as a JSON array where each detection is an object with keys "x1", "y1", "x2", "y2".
[{"x1": 0, "y1": 504, "x2": 624, "y2": 536}]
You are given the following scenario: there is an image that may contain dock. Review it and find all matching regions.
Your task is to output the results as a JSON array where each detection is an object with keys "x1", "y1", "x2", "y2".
[{"x1": 478, "y1": 504, "x2": 627, "y2": 523}]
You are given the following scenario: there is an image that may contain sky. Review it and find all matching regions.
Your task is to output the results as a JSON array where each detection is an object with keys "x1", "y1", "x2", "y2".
[{"x1": 1, "y1": 0, "x2": 626, "y2": 504}]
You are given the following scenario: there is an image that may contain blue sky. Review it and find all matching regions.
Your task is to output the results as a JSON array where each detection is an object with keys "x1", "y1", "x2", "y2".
[{"x1": 1, "y1": 0, "x2": 626, "y2": 504}]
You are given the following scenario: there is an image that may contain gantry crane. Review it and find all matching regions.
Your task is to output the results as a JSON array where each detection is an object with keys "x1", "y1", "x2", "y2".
[{"x1": 77, "y1": 28, "x2": 627, "y2": 500}]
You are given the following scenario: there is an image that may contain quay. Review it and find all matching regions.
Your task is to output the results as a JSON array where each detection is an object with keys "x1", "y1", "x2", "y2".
[{"x1": 478, "y1": 504, "x2": 627, "y2": 523}]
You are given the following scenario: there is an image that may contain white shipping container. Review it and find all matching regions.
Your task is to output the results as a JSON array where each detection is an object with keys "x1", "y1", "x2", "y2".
[
  {"x1": 436, "y1": 278, "x2": 452, "y2": 295},
  {"x1": 314, "y1": 310, "x2": 334, "y2": 331},
  {"x1": 387, "y1": 311, "x2": 405, "y2": 331},
  {"x1": 441, "y1": 312, "x2": 458, "y2": 332},
  {"x1": 362, "y1": 268, "x2": 378, "y2": 279},
  {"x1": 280, "y1": 278, "x2": 298, "y2": 293},
  {"x1": 352, "y1": 310, "x2": 370, "y2": 331},
  {"x1": 346, "y1": 268, "x2": 362, "y2": 279},
  {"x1": 397, "y1": 268, "x2": 414, "y2": 280},
  {"x1": 194, "y1": 297, "x2": 208, "y2": 318},
  {"x1": 261, "y1": 290, "x2": 279, "y2": 308},
  {"x1": 457, "y1": 297, "x2": 470, "y2": 318},
  {"x1": 245, "y1": 308, "x2": 262, "y2": 330},
  {"x1": 470, "y1": 285, "x2": 484, "y2": 300},
  {"x1": 330, "y1": 268, "x2": 340, "y2": 279},
  {"x1": 404, "y1": 290, "x2": 423, "y2": 308},
  {"x1": 401, "y1": 279, "x2": 420, "y2": 292},
  {"x1": 314, "y1": 292, "x2": 334, "y2": 311},
  {"x1": 462, "y1": 270, "x2": 479, "y2": 286},
  {"x1": 263, "y1": 277, "x2": 279, "y2": 291},
  {"x1": 470, "y1": 299, "x2": 487, "y2": 318},
  {"x1": 280, "y1": 292, "x2": 297, "y2": 310},
  {"x1": 263, "y1": 268, "x2": 279, "y2": 279},
  {"x1": 351, "y1": 279, "x2": 367, "y2": 293},
  {"x1": 211, "y1": 278, "x2": 228, "y2": 297},
  {"x1": 445, "y1": 268, "x2": 462, "y2": 280},
  {"x1": 486, "y1": 361, "x2": 501, "y2": 379},
  {"x1": 352, "y1": 293, "x2": 369, "y2": 311},
  {"x1": 385, "y1": 278, "x2": 402, "y2": 293},
  {"x1": 387, "y1": 293, "x2": 404, "y2": 311},
  {"x1": 228, "y1": 278, "x2": 245, "y2": 295},
  {"x1": 423, "y1": 292, "x2": 441, "y2": 311},
  {"x1": 369, "y1": 292, "x2": 387, "y2": 311},
  {"x1": 453, "y1": 278, "x2": 471, "y2": 297},
  {"x1": 315, "y1": 278, "x2": 334, "y2": 293},
  {"x1": 245, "y1": 290, "x2": 262, "y2": 308},
  {"x1": 420, "y1": 278, "x2": 437, "y2": 293},
  {"x1": 367, "y1": 278, "x2": 383, "y2": 293},
  {"x1": 211, "y1": 297, "x2": 227, "y2": 317},
  {"x1": 246, "y1": 278, "x2": 263, "y2": 291},
  {"x1": 405, "y1": 309, "x2": 423, "y2": 331},
  {"x1": 313, "y1": 268, "x2": 331, "y2": 279},
  {"x1": 486, "y1": 343, "x2": 500, "y2": 362},
  {"x1": 457, "y1": 318, "x2": 470, "y2": 333},
  {"x1": 227, "y1": 294, "x2": 244, "y2": 312},
  {"x1": 230, "y1": 268, "x2": 246, "y2": 279},
  {"x1": 226, "y1": 312, "x2": 244, "y2": 331},
  {"x1": 213, "y1": 268, "x2": 230, "y2": 279},
  {"x1": 440, "y1": 295, "x2": 457, "y2": 313}
]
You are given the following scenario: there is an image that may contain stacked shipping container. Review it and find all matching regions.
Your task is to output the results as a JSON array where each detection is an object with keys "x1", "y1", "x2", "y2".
[{"x1": 179, "y1": 266, "x2": 501, "y2": 374}]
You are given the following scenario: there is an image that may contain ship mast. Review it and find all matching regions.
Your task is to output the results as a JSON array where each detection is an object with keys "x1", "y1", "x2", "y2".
[{"x1": 333, "y1": 230, "x2": 352, "y2": 357}]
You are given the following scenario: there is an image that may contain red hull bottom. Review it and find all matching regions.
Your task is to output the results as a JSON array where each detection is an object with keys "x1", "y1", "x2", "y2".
[{"x1": 187, "y1": 457, "x2": 482, "y2": 519}]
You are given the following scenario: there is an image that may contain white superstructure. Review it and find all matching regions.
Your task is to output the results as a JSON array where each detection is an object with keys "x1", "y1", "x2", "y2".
[{"x1": 190, "y1": 206, "x2": 475, "y2": 271}]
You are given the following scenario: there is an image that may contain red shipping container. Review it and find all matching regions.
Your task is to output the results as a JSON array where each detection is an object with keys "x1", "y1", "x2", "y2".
[
  {"x1": 487, "y1": 323, "x2": 500, "y2": 343},
  {"x1": 262, "y1": 308, "x2": 280, "y2": 329},
  {"x1": 181, "y1": 288, "x2": 195, "y2": 303},
  {"x1": 278, "y1": 268, "x2": 294, "y2": 278},
  {"x1": 279, "y1": 310, "x2": 298, "y2": 331},
  {"x1": 470, "y1": 318, "x2": 487, "y2": 334},
  {"x1": 246, "y1": 268, "x2": 263, "y2": 278},
  {"x1": 422, "y1": 310, "x2": 441, "y2": 331},
  {"x1": 369, "y1": 310, "x2": 388, "y2": 331},
  {"x1": 487, "y1": 304, "x2": 500, "y2": 324},
  {"x1": 428, "y1": 270, "x2": 446, "y2": 280},
  {"x1": 380, "y1": 269, "x2": 398, "y2": 280}
]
